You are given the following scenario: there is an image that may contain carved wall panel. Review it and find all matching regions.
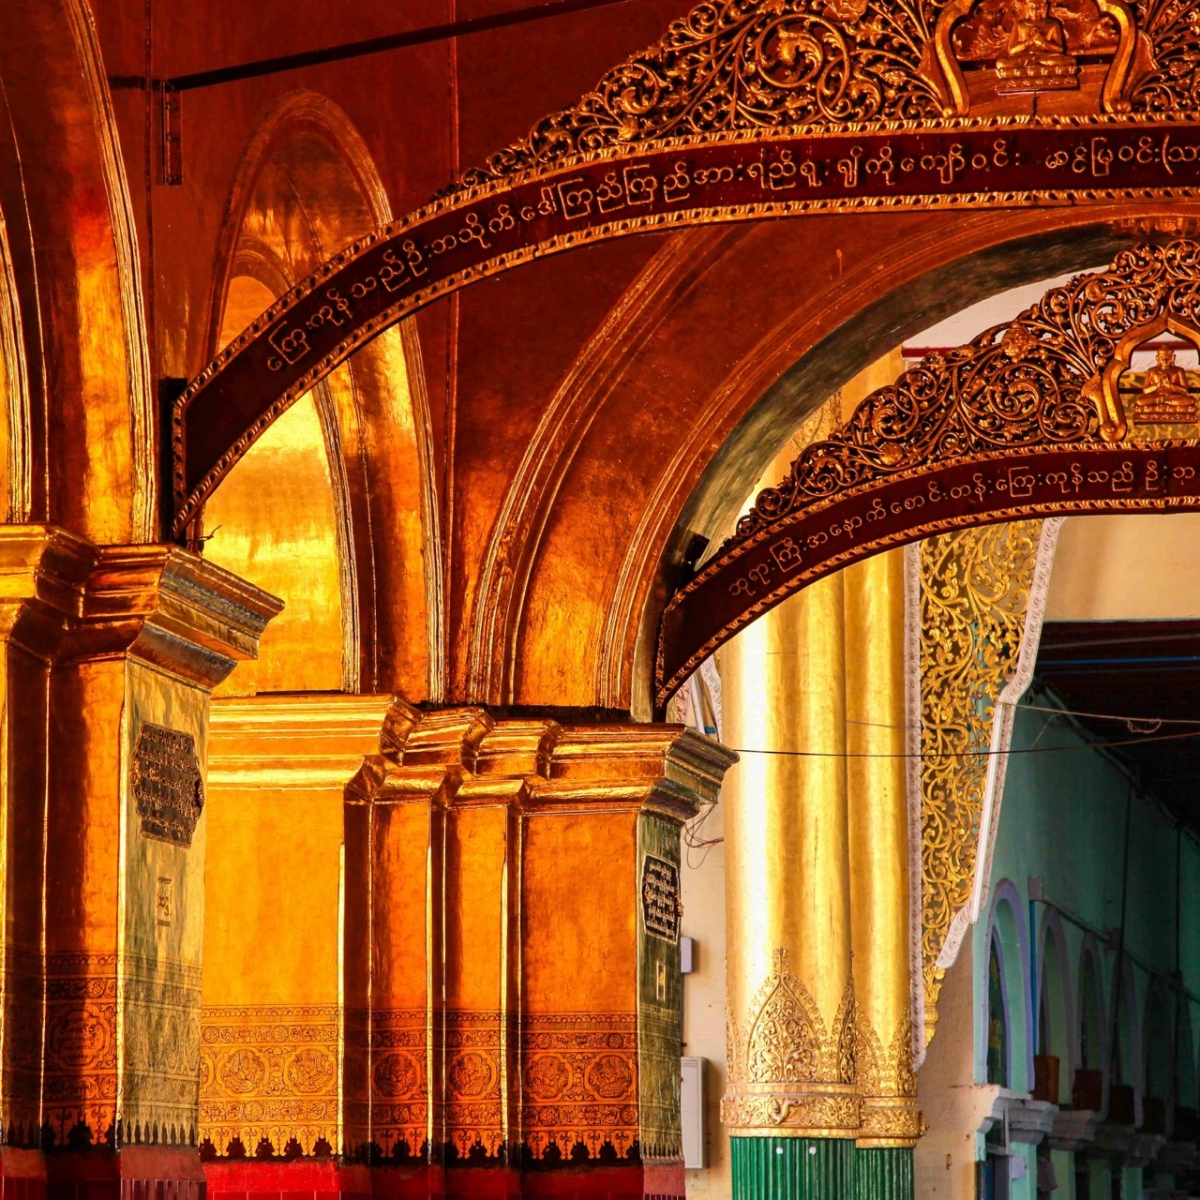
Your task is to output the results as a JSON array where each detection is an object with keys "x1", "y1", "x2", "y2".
[{"x1": 199, "y1": 1005, "x2": 339, "y2": 1157}]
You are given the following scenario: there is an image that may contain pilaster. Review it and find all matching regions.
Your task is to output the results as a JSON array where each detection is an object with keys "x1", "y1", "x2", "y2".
[
  {"x1": 343, "y1": 710, "x2": 735, "y2": 1200},
  {"x1": 0, "y1": 532, "x2": 283, "y2": 1200}
]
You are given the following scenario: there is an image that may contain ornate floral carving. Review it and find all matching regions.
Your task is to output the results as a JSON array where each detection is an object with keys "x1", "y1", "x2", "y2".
[
  {"x1": 200, "y1": 1004, "x2": 340, "y2": 1157},
  {"x1": 724, "y1": 949, "x2": 859, "y2": 1133},
  {"x1": 520, "y1": 1013, "x2": 638, "y2": 1159},
  {"x1": 449, "y1": 0, "x2": 1200, "y2": 191},
  {"x1": 451, "y1": 0, "x2": 946, "y2": 190},
  {"x1": 918, "y1": 522, "x2": 1042, "y2": 1036},
  {"x1": 724, "y1": 240, "x2": 1200, "y2": 553}
]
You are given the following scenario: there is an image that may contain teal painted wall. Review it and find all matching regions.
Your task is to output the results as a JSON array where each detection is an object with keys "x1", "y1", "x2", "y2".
[{"x1": 968, "y1": 688, "x2": 1200, "y2": 1194}]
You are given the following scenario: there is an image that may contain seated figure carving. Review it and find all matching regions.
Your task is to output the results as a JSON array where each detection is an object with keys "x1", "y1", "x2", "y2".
[
  {"x1": 1133, "y1": 346, "x2": 1197, "y2": 424},
  {"x1": 995, "y1": 0, "x2": 1078, "y2": 90}
]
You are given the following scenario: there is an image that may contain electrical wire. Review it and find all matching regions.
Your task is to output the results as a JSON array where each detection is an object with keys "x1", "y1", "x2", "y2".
[{"x1": 724, "y1": 726, "x2": 1200, "y2": 759}]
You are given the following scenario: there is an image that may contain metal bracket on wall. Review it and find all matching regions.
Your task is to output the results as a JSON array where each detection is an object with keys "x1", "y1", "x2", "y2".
[{"x1": 160, "y1": 82, "x2": 182, "y2": 186}]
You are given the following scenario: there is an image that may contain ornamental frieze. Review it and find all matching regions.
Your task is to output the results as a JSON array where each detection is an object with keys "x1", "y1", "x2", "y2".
[{"x1": 656, "y1": 239, "x2": 1200, "y2": 699}]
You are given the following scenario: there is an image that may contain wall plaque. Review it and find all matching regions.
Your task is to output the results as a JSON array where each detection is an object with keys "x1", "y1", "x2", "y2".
[
  {"x1": 132, "y1": 723, "x2": 204, "y2": 847},
  {"x1": 641, "y1": 855, "x2": 681, "y2": 944}
]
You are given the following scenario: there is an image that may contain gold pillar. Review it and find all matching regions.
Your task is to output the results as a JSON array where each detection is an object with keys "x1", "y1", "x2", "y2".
[
  {"x1": 200, "y1": 693, "x2": 396, "y2": 1158},
  {"x1": 41, "y1": 545, "x2": 280, "y2": 1157},
  {"x1": 721, "y1": 573, "x2": 860, "y2": 1138},
  {"x1": 0, "y1": 528, "x2": 93, "y2": 1150},
  {"x1": 843, "y1": 551, "x2": 920, "y2": 1147}
]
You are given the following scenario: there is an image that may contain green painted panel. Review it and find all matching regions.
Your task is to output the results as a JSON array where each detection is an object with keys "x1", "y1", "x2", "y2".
[{"x1": 731, "y1": 1137, "x2": 854, "y2": 1200}]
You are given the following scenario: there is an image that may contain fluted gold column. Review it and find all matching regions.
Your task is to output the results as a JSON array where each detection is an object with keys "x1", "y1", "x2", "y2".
[
  {"x1": 844, "y1": 551, "x2": 920, "y2": 1198},
  {"x1": 722, "y1": 572, "x2": 859, "y2": 1153}
]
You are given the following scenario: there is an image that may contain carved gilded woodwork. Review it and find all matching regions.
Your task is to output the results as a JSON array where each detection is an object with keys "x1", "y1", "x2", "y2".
[
  {"x1": 657, "y1": 239, "x2": 1200, "y2": 701},
  {"x1": 915, "y1": 522, "x2": 1042, "y2": 1040},
  {"x1": 722, "y1": 950, "x2": 860, "y2": 1136},
  {"x1": 172, "y1": 0, "x2": 1200, "y2": 539}
]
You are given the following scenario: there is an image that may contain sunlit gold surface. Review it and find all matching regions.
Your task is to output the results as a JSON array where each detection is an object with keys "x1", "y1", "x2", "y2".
[
  {"x1": 341, "y1": 710, "x2": 732, "y2": 1162},
  {"x1": 844, "y1": 549, "x2": 920, "y2": 1147},
  {"x1": 201, "y1": 694, "x2": 393, "y2": 1156},
  {"x1": 918, "y1": 522, "x2": 1043, "y2": 1039},
  {"x1": 200, "y1": 101, "x2": 440, "y2": 699},
  {"x1": 721, "y1": 569, "x2": 858, "y2": 1138},
  {"x1": 204, "y1": 385, "x2": 346, "y2": 697}
]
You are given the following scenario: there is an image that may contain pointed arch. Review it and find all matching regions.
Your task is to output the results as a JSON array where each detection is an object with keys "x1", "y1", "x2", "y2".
[{"x1": 200, "y1": 92, "x2": 443, "y2": 698}]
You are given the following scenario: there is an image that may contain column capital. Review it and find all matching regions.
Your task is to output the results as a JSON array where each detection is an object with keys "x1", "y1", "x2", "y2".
[
  {"x1": 0, "y1": 528, "x2": 282, "y2": 686},
  {"x1": 67, "y1": 543, "x2": 283, "y2": 687},
  {"x1": 347, "y1": 707, "x2": 736, "y2": 822}
]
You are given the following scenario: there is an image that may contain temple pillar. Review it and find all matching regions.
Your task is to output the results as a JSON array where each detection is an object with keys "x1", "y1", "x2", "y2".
[
  {"x1": 199, "y1": 694, "x2": 397, "y2": 1196},
  {"x1": 344, "y1": 711, "x2": 733, "y2": 1200},
  {"x1": 843, "y1": 552, "x2": 920, "y2": 1199},
  {"x1": 721, "y1": 575, "x2": 859, "y2": 1200},
  {"x1": 21, "y1": 539, "x2": 279, "y2": 1200}
]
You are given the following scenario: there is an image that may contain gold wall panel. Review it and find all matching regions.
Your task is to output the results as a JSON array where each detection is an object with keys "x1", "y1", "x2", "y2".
[{"x1": 202, "y1": 694, "x2": 395, "y2": 1157}]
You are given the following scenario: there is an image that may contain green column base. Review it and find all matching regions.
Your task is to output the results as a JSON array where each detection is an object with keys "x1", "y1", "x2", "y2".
[
  {"x1": 731, "y1": 1137, "x2": 855, "y2": 1200},
  {"x1": 854, "y1": 1146, "x2": 913, "y2": 1200}
]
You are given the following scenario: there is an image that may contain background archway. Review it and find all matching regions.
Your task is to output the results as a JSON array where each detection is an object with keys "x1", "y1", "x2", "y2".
[{"x1": 200, "y1": 93, "x2": 442, "y2": 698}]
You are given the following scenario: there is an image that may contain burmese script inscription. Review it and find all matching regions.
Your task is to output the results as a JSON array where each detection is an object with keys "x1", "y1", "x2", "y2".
[
  {"x1": 659, "y1": 444, "x2": 1200, "y2": 700},
  {"x1": 132, "y1": 723, "x2": 205, "y2": 847},
  {"x1": 641, "y1": 855, "x2": 681, "y2": 944},
  {"x1": 176, "y1": 121, "x2": 1200, "y2": 531}
]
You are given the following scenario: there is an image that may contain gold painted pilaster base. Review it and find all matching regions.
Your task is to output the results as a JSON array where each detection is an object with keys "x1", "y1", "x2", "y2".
[{"x1": 721, "y1": 1082, "x2": 862, "y2": 1139}]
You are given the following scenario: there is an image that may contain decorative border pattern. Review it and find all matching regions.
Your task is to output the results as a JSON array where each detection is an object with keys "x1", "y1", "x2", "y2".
[
  {"x1": 199, "y1": 1004, "x2": 340, "y2": 1157},
  {"x1": 657, "y1": 240, "x2": 1200, "y2": 700},
  {"x1": 43, "y1": 952, "x2": 201, "y2": 1148},
  {"x1": 520, "y1": 1013, "x2": 639, "y2": 1160},
  {"x1": 174, "y1": 125, "x2": 1200, "y2": 537}
]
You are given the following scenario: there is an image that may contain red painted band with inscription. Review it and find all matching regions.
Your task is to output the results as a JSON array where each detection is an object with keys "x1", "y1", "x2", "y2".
[{"x1": 175, "y1": 120, "x2": 1200, "y2": 534}]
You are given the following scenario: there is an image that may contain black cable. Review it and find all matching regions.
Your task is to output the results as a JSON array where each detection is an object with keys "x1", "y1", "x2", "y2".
[{"x1": 158, "y1": 0, "x2": 639, "y2": 92}]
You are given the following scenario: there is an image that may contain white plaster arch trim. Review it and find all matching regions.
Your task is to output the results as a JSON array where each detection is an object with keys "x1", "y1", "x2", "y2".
[
  {"x1": 969, "y1": 516, "x2": 1065, "y2": 925},
  {"x1": 1143, "y1": 973, "x2": 1176, "y2": 1103},
  {"x1": 1038, "y1": 906, "x2": 1077, "y2": 1082},
  {"x1": 1179, "y1": 991, "x2": 1197, "y2": 1108},
  {"x1": 983, "y1": 879, "x2": 1034, "y2": 1093},
  {"x1": 1115, "y1": 953, "x2": 1143, "y2": 1107},
  {"x1": 1078, "y1": 933, "x2": 1109, "y2": 1086}
]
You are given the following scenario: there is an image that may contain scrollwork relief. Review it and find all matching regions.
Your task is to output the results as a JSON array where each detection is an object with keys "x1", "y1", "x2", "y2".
[
  {"x1": 723, "y1": 949, "x2": 860, "y2": 1132},
  {"x1": 918, "y1": 521, "x2": 1041, "y2": 1036},
  {"x1": 450, "y1": 0, "x2": 1200, "y2": 191}
]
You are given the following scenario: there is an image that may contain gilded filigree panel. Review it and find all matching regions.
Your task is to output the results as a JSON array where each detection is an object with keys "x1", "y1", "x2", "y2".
[{"x1": 918, "y1": 520, "x2": 1042, "y2": 1038}]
